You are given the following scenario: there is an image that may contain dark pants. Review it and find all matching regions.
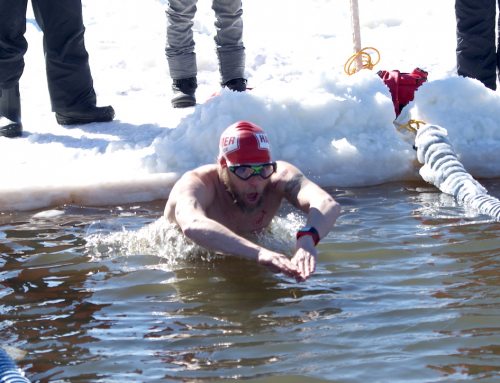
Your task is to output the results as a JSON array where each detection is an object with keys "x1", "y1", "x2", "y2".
[
  {"x1": 456, "y1": 0, "x2": 500, "y2": 90},
  {"x1": 0, "y1": 0, "x2": 96, "y2": 112}
]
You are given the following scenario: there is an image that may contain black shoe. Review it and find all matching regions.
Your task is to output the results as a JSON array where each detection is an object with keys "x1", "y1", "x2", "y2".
[
  {"x1": 55, "y1": 105, "x2": 115, "y2": 125},
  {"x1": 0, "y1": 117, "x2": 22, "y2": 138},
  {"x1": 222, "y1": 78, "x2": 247, "y2": 92},
  {"x1": 171, "y1": 77, "x2": 197, "y2": 108},
  {"x1": 0, "y1": 85, "x2": 22, "y2": 138}
]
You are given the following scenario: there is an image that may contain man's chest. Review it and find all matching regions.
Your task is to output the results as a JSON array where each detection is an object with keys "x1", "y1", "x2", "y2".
[{"x1": 207, "y1": 201, "x2": 280, "y2": 233}]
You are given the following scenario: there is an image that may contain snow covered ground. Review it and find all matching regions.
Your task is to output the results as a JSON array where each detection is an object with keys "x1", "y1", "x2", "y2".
[{"x1": 2, "y1": 0, "x2": 500, "y2": 211}]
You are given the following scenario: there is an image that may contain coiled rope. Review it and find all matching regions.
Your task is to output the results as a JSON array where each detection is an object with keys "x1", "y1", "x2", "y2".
[
  {"x1": 394, "y1": 119, "x2": 426, "y2": 134},
  {"x1": 344, "y1": 47, "x2": 380, "y2": 75}
]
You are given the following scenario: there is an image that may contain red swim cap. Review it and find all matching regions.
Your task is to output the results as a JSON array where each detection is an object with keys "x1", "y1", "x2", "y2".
[{"x1": 219, "y1": 121, "x2": 272, "y2": 165}]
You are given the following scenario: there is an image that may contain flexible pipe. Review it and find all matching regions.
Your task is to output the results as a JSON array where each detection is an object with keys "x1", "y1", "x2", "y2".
[
  {"x1": 415, "y1": 124, "x2": 500, "y2": 221},
  {"x1": 0, "y1": 348, "x2": 31, "y2": 383}
]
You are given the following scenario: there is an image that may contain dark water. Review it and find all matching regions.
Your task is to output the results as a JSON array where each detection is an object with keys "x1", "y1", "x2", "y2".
[{"x1": 1, "y1": 181, "x2": 499, "y2": 383}]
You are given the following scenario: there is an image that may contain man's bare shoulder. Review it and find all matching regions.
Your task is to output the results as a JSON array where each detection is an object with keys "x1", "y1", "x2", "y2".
[
  {"x1": 165, "y1": 164, "x2": 219, "y2": 219},
  {"x1": 273, "y1": 160, "x2": 311, "y2": 204},
  {"x1": 175, "y1": 164, "x2": 219, "y2": 188},
  {"x1": 274, "y1": 160, "x2": 304, "y2": 184},
  {"x1": 275, "y1": 160, "x2": 300, "y2": 175}
]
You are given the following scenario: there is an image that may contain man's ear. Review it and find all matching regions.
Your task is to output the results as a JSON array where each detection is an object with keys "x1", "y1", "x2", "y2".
[{"x1": 218, "y1": 156, "x2": 227, "y2": 167}]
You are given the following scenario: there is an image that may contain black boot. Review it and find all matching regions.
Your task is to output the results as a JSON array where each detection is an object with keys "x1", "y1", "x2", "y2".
[
  {"x1": 0, "y1": 85, "x2": 23, "y2": 138},
  {"x1": 55, "y1": 105, "x2": 115, "y2": 126},
  {"x1": 222, "y1": 78, "x2": 247, "y2": 92},
  {"x1": 171, "y1": 77, "x2": 197, "y2": 108}
]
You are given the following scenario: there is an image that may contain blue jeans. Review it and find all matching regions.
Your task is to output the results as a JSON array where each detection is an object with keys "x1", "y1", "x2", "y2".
[{"x1": 165, "y1": 0, "x2": 246, "y2": 83}]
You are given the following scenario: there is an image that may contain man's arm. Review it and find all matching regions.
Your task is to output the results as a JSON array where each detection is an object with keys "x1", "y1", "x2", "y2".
[
  {"x1": 166, "y1": 170, "x2": 301, "y2": 279},
  {"x1": 279, "y1": 161, "x2": 341, "y2": 280}
]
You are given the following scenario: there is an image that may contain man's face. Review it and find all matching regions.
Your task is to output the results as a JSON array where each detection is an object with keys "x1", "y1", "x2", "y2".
[{"x1": 221, "y1": 163, "x2": 275, "y2": 212}]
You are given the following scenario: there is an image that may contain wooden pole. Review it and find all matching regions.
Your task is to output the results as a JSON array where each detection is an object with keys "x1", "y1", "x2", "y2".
[{"x1": 350, "y1": 0, "x2": 363, "y2": 71}]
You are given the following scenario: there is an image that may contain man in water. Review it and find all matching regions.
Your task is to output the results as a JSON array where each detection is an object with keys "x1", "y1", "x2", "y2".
[{"x1": 165, "y1": 121, "x2": 341, "y2": 281}]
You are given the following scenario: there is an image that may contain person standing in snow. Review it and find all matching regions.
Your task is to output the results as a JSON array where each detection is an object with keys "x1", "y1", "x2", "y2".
[
  {"x1": 164, "y1": 121, "x2": 341, "y2": 281},
  {"x1": 455, "y1": 0, "x2": 500, "y2": 90},
  {"x1": 0, "y1": 0, "x2": 115, "y2": 138},
  {"x1": 165, "y1": 0, "x2": 247, "y2": 108}
]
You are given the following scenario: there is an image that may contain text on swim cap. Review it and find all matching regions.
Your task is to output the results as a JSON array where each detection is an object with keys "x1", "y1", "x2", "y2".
[
  {"x1": 220, "y1": 133, "x2": 270, "y2": 154},
  {"x1": 255, "y1": 133, "x2": 270, "y2": 149},
  {"x1": 221, "y1": 136, "x2": 238, "y2": 154}
]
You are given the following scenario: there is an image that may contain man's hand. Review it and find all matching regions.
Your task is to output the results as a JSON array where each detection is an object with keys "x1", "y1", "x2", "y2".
[
  {"x1": 291, "y1": 236, "x2": 318, "y2": 280},
  {"x1": 257, "y1": 248, "x2": 302, "y2": 280}
]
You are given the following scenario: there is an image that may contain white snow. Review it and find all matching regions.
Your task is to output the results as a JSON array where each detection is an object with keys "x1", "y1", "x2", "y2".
[{"x1": 2, "y1": 0, "x2": 500, "y2": 211}]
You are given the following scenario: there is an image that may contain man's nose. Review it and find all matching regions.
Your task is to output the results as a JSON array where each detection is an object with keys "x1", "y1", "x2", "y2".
[{"x1": 247, "y1": 175, "x2": 262, "y2": 186}]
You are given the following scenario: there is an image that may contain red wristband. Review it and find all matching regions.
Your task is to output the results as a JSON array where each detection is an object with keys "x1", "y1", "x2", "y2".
[{"x1": 296, "y1": 226, "x2": 320, "y2": 246}]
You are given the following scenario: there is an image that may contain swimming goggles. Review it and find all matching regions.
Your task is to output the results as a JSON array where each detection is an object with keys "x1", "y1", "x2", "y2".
[{"x1": 228, "y1": 162, "x2": 277, "y2": 180}]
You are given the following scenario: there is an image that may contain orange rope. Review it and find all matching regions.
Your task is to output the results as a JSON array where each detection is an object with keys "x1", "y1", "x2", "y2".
[
  {"x1": 395, "y1": 119, "x2": 426, "y2": 134},
  {"x1": 344, "y1": 47, "x2": 380, "y2": 75}
]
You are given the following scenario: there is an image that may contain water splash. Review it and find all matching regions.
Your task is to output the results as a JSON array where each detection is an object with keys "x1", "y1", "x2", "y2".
[
  {"x1": 85, "y1": 212, "x2": 305, "y2": 266},
  {"x1": 85, "y1": 218, "x2": 208, "y2": 265}
]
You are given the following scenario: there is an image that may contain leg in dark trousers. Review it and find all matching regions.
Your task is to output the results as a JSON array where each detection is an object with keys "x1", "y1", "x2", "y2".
[
  {"x1": 0, "y1": 0, "x2": 29, "y2": 88},
  {"x1": 0, "y1": 0, "x2": 27, "y2": 137},
  {"x1": 497, "y1": 0, "x2": 500, "y2": 86},
  {"x1": 0, "y1": 0, "x2": 113, "y2": 133},
  {"x1": 31, "y1": 0, "x2": 96, "y2": 112},
  {"x1": 456, "y1": 0, "x2": 497, "y2": 90}
]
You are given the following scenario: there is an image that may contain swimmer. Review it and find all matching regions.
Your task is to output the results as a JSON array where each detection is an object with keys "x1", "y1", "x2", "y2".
[{"x1": 165, "y1": 121, "x2": 341, "y2": 281}]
